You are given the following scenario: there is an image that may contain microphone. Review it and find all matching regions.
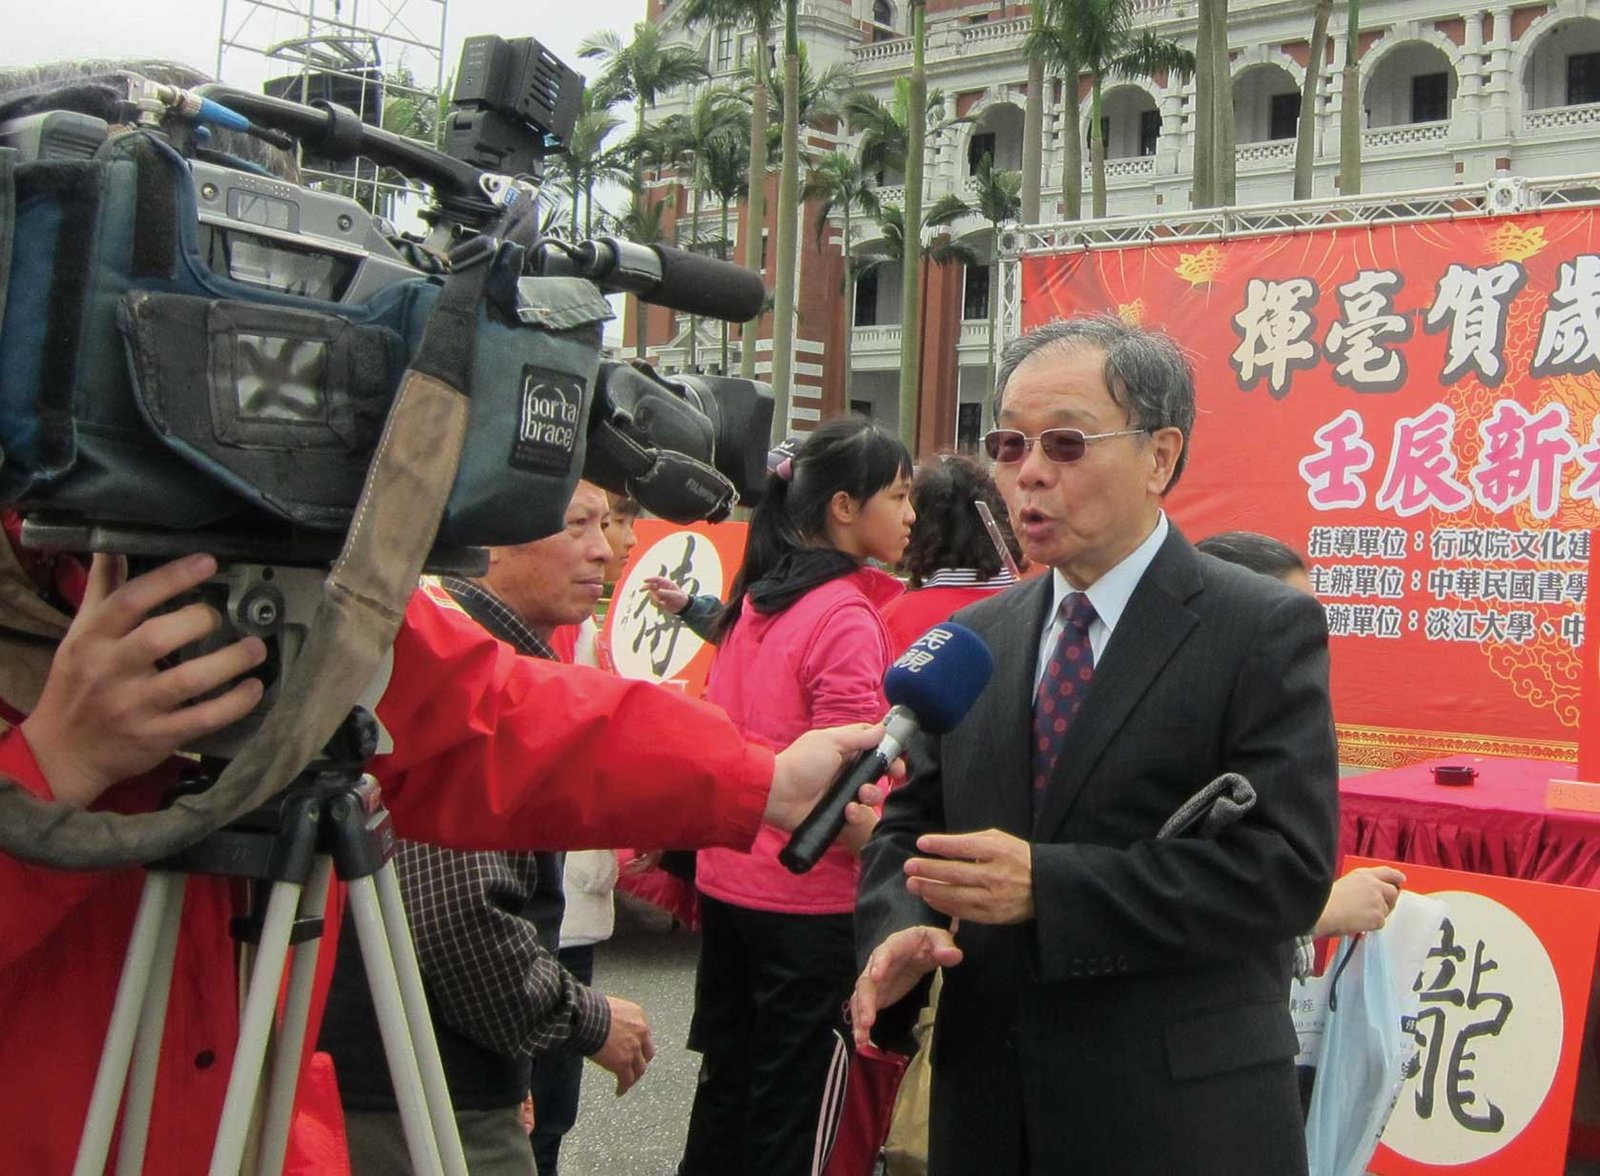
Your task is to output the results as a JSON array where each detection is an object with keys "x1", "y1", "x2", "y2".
[
  {"x1": 779, "y1": 622, "x2": 994, "y2": 875},
  {"x1": 531, "y1": 238, "x2": 768, "y2": 322}
]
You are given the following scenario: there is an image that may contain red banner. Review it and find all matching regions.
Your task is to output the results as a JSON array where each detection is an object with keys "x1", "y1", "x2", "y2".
[{"x1": 1020, "y1": 210, "x2": 1600, "y2": 767}]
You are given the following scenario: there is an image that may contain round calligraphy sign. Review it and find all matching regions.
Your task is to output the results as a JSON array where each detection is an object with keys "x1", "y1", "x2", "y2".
[
  {"x1": 1381, "y1": 890, "x2": 1563, "y2": 1165},
  {"x1": 609, "y1": 530, "x2": 726, "y2": 683}
]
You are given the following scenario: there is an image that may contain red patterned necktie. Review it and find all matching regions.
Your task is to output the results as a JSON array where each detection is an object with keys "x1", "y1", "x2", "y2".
[{"x1": 1032, "y1": 592, "x2": 1098, "y2": 810}]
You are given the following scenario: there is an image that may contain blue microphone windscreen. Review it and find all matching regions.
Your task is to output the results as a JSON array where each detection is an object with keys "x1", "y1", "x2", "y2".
[{"x1": 884, "y1": 622, "x2": 994, "y2": 734}]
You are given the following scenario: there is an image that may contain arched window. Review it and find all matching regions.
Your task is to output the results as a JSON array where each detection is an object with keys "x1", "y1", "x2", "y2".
[{"x1": 874, "y1": 0, "x2": 894, "y2": 28}]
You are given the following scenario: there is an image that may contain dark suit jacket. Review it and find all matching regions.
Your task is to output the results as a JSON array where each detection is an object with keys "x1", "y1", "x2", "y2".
[{"x1": 857, "y1": 527, "x2": 1339, "y2": 1176}]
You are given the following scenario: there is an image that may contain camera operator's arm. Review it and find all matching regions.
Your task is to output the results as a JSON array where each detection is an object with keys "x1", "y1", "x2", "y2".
[
  {"x1": 371, "y1": 589, "x2": 883, "y2": 853},
  {"x1": 19, "y1": 554, "x2": 267, "y2": 809}
]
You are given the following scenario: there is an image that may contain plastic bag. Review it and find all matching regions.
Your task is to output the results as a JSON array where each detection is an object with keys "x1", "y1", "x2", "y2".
[{"x1": 1304, "y1": 892, "x2": 1448, "y2": 1176}]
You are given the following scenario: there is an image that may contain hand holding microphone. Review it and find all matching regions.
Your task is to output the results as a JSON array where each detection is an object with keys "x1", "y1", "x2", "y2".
[{"x1": 779, "y1": 622, "x2": 994, "y2": 874}]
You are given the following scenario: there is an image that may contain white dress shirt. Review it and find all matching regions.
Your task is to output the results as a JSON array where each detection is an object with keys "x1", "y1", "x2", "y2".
[{"x1": 1033, "y1": 512, "x2": 1170, "y2": 692}]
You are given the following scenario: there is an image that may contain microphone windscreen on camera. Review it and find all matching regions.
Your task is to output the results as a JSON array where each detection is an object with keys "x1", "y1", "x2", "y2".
[
  {"x1": 884, "y1": 622, "x2": 994, "y2": 735},
  {"x1": 649, "y1": 246, "x2": 768, "y2": 322}
]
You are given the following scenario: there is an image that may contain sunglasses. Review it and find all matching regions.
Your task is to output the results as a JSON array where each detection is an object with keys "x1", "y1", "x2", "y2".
[{"x1": 983, "y1": 427, "x2": 1147, "y2": 464}]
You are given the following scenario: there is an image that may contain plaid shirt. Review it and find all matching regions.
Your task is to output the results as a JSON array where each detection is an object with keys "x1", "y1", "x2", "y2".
[{"x1": 389, "y1": 577, "x2": 611, "y2": 1061}]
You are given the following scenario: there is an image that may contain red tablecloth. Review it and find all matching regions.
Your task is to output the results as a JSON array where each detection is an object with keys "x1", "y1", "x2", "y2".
[{"x1": 1339, "y1": 755, "x2": 1600, "y2": 889}]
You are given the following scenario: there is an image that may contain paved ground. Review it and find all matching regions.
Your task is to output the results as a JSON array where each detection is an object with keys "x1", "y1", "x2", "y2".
[{"x1": 562, "y1": 897, "x2": 702, "y2": 1176}]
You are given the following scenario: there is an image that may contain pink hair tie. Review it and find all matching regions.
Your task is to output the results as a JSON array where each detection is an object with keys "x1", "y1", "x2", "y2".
[{"x1": 775, "y1": 456, "x2": 795, "y2": 482}]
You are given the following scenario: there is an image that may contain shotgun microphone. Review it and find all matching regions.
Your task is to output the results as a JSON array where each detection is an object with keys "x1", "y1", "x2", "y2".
[{"x1": 779, "y1": 622, "x2": 993, "y2": 874}]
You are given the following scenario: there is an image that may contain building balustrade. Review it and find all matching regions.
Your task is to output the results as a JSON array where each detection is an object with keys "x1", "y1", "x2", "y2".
[
  {"x1": 1363, "y1": 120, "x2": 1451, "y2": 149},
  {"x1": 1084, "y1": 156, "x2": 1157, "y2": 179},
  {"x1": 1525, "y1": 102, "x2": 1600, "y2": 133},
  {"x1": 853, "y1": 323, "x2": 903, "y2": 352},
  {"x1": 1236, "y1": 139, "x2": 1295, "y2": 167}
]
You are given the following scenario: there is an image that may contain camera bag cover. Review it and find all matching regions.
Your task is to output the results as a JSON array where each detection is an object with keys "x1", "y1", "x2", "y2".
[{"x1": 0, "y1": 128, "x2": 612, "y2": 547}]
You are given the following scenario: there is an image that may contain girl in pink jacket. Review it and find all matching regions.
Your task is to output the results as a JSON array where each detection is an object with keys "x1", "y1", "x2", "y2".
[{"x1": 680, "y1": 417, "x2": 914, "y2": 1176}]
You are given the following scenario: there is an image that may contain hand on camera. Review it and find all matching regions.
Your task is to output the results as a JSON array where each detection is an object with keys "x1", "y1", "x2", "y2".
[{"x1": 21, "y1": 553, "x2": 268, "y2": 809}]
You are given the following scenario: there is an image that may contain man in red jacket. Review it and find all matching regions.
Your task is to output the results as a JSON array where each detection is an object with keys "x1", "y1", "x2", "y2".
[{"x1": 0, "y1": 543, "x2": 884, "y2": 1175}]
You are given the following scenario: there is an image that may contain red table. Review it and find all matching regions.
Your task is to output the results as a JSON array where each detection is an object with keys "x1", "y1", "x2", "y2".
[
  {"x1": 1339, "y1": 755, "x2": 1600, "y2": 1163},
  {"x1": 1339, "y1": 755, "x2": 1600, "y2": 889}
]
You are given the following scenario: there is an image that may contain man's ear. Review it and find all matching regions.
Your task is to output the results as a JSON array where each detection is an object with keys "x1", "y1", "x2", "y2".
[{"x1": 1148, "y1": 428, "x2": 1184, "y2": 495}]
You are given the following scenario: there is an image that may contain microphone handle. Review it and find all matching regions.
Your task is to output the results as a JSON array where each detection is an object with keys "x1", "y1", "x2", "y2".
[{"x1": 778, "y1": 745, "x2": 891, "y2": 875}]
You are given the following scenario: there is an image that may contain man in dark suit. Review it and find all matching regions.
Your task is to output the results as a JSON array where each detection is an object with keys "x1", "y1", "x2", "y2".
[{"x1": 852, "y1": 315, "x2": 1339, "y2": 1175}]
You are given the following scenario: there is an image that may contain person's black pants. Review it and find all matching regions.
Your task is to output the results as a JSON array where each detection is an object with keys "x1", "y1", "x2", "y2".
[
  {"x1": 529, "y1": 943, "x2": 595, "y2": 1176},
  {"x1": 677, "y1": 893, "x2": 855, "y2": 1176}
]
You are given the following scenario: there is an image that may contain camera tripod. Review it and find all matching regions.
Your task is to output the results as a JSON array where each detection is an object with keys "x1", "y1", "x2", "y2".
[{"x1": 73, "y1": 712, "x2": 469, "y2": 1176}]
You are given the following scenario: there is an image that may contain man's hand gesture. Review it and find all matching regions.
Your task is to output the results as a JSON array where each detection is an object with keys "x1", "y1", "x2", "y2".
[{"x1": 849, "y1": 925, "x2": 963, "y2": 1049}]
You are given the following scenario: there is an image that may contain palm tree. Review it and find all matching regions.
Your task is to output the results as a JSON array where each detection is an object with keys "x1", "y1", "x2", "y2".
[
  {"x1": 858, "y1": 194, "x2": 976, "y2": 442},
  {"x1": 897, "y1": 0, "x2": 928, "y2": 450},
  {"x1": 803, "y1": 150, "x2": 880, "y2": 405},
  {"x1": 547, "y1": 89, "x2": 629, "y2": 239},
  {"x1": 699, "y1": 129, "x2": 752, "y2": 372},
  {"x1": 580, "y1": 22, "x2": 707, "y2": 357},
  {"x1": 674, "y1": 87, "x2": 746, "y2": 369},
  {"x1": 965, "y1": 154, "x2": 1022, "y2": 407},
  {"x1": 845, "y1": 70, "x2": 973, "y2": 444},
  {"x1": 1293, "y1": 0, "x2": 1333, "y2": 200},
  {"x1": 766, "y1": 0, "x2": 808, "y2": 441},
  {"x1": 844, "y1": 80, "x2": 965, "y2": 180},
  {"x1": 1058, "y1": 0, "x2": 1194, "y2": 219},
  {"x1": 1020, "y1": 0, "x2": 1048, "y2": 225},
  {"x1": 682, "y1": 0, "x2": 781, "y2": 378},
  {"x1": 1340, "y1": 0, "x2": 1362, "y2": 196},
  {"x1": 860, "y1": 195, "x2": 977, "y2": 268},
  {"x1": 1193, "y1": 0, "x2": 1236, "y2": 207},
  {"x1": 1024, "y1": 15, "x2": 1086, "y2": 221}
]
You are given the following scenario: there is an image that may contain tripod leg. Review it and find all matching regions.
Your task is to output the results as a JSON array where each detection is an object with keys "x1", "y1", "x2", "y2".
[
  {"x1": 372, "y1": 861, "x2": 469, "y2": 1176},
  {"x1": 209, "y1": 879, "x2": 304, "y2": 1176},
  {"x1": 115, "y1": 871, "x2": 189, "y2": 1176},
  {"x1": 74, "y1": 870, "x2": 186, "y2": 1176},
  {"x1": 345, "y1": 874, "x2": 447, "y2": 1176},
  {"x1": 255, "y1": 856, "x2": 335, "y2": 1176}
]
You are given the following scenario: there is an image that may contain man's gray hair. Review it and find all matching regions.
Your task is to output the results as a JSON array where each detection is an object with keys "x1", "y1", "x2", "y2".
[{"x1": 993, "y1": 314, "x2": 1197, "y2": 492}]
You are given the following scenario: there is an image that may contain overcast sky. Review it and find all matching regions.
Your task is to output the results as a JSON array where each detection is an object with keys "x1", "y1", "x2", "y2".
[{"x1": 0, "y1": 1, "x2": 649, "y2": 89}]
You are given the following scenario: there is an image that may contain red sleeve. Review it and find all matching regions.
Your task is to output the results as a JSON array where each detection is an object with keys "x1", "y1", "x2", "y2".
[
  {"x1": 0, "y1": 729, "x2": 164, "y2": 970},
  {"x1": 370, "y1": 589, "x2": 772, "y2": 853}
]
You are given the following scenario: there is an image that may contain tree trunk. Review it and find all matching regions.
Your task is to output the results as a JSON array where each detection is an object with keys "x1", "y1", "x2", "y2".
[
  {"x1": 1211, "y1": 0, "x2": 1236, "y2": 206},
  {"x1": 896, "y1": 0, "x2": 928, "y2": 451},
  {"x1": 1193, "y1": 0, "x2": 1214, "y2": 207},
  {"x1": 1294, "y1": 0, "x2": 1333, "y2": 200},
  {"x1": 1021, "y1": 28, "x2": 1045, "y2": 224},
  {"x1": 584, "y1": 179, "x2": 595, "y2": 238},
  {"x1": 741, "y1": 36, "x2": 770, "y2": 379},
  {"x1": 1340, "y1": 0, "x2": 1363, "y2": 196},
  {"x1": 1062, "y1": 77, "x2": 1082, "y2": 220},
  {"x1": 721, "y1": 200, "x2": 732, "y2": 373},
  {"x1": 771, "y1": 7, "x2": 802, "y2": 443},
  {"x1": 985, "y1": 237, "x2": 998, "y2": 421},
  {"x1": 570, "y1": 184, "x2": 580, "y2": 239},
  {"x1": 1090, "y1": 77, "x2": 1107, "y2": 218},
  {"x1": 688, "y1": 186, "x2": 703, "y2": 371},
  {"x1": 633, "y1": 102, "x2": 648, "y2": 361},
  {"x1": 842, "y1": 202, "x2": 854, "y2": 406}
]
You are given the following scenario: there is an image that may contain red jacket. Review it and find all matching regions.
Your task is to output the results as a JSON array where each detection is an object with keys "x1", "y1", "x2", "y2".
[
  {"x1": 880, "y1": 583, "x2": 1014, "y2": 656},
  {"x1": 0, "y1": 586, "x2": 774, "y2": 1175}
]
